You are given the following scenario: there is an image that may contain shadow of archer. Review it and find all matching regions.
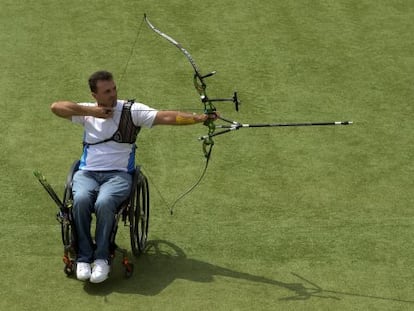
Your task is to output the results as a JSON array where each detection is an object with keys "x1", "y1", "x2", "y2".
[{"x1": 84, "y1": 240, "x2": 414, "y2": 304}]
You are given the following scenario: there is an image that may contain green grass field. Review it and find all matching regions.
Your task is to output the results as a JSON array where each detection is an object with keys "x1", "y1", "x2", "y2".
[{"x1": 1, "y1": 0, "x2": 413, "y2": 310}]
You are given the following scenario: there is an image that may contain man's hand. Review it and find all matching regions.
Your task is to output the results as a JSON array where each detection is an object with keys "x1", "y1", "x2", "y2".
[
  {"x1": 203, "y1": 111, "x2": 219, "y2": 125},
  {"x1": 91, "y1": 106, "x2": 114, "y2": 119}
]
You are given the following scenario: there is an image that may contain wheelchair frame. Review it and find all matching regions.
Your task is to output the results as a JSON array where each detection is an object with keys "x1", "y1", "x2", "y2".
[{"x1": 35, "y1": 160, "x2": 150, "y2": 278}]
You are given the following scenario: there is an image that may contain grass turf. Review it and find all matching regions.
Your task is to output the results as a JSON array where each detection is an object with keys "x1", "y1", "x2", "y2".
[{"x1": 0, "y1": 0, "x2": 413, "y2": 310}]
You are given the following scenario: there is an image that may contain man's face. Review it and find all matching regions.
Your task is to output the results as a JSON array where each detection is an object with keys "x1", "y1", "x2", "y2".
[{"x1": 92, "y1": 79, "x2": 117, "y2": 107}]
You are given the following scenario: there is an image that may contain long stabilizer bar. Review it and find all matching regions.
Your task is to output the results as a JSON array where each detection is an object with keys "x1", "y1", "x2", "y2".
[{"x1": 199, "y1": 120, "x2": 353, "y2": 141}]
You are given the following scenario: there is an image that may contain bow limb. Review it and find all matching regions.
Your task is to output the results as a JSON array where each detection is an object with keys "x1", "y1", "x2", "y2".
[
  {"x1": 144, "y1": 14, "x2": 216, "y2": 158},
  {"x1": 144, "y1": 14, "x2": 202, "y2": 79}
]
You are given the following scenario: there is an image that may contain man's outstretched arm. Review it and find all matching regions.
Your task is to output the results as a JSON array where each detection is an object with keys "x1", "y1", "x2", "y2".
[{"x1": 153, "y1": 110, "x2": 215, "y2": 126}]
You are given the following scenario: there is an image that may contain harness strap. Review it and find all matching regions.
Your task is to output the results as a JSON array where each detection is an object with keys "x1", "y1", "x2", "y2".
[{"x1": 83, "y1": 99, "x2": 141, "y2": 147}]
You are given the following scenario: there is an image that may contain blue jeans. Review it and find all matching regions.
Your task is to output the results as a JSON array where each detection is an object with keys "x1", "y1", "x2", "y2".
[{"x1": 72, "y1": 170, "x2": 132, "y2": 263}]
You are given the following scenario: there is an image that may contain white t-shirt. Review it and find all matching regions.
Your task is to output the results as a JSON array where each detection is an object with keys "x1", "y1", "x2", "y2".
[{"x1": 72, "y1": 100, "x2": 157, "y2": 172}]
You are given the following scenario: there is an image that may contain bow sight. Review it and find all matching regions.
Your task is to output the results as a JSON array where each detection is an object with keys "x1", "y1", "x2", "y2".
[{"x1": 194, "y1": 70, "x2": 241, "y2": 112}]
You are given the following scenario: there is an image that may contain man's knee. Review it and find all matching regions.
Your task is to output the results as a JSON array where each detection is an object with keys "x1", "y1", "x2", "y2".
[
  {"x1": 94, "y1": 195, "x2": 119, "y2": 216},
  {"x1": 73, "y1": 190, "x2": 95, "y2": 215}
]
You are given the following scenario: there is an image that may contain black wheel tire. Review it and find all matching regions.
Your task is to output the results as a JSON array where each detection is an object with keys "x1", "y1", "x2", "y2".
[
  {"x1": 64, "y1": 263, "x2": 75, "y2": 276},
  {"x1": 61, "y1": 220, "x2": 77, "y2": 259},
  {"x1": 130, "y1": 173, "x2": 150, "y2": 257},
  {"x1": 125, "y1": 263, "x2": 134, "y2": 278}
]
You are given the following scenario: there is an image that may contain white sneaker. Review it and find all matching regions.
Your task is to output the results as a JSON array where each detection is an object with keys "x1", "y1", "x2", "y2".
[
  {"x1": 76, "y1": 262, "x2": 91, "y2": 281},
  {"x1": 90, "y1": 259, "x2": 110, "y2": 283}
]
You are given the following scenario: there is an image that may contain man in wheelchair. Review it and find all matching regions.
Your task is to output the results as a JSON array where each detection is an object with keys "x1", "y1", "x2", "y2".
[{"x1": 51, "y1": 70, "x2": 215, "y2": 283}]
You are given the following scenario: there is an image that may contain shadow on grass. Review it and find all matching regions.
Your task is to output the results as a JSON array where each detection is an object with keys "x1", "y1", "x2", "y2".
[{"x1": 83, "y1": 240, "x2": 414, "y2": 304}]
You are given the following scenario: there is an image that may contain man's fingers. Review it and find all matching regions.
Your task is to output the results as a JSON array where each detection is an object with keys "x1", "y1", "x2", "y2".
[
  {"x1": 93, "y1": 106, "x2": 113, "y2": 118},
  {"x1": 207, "y1": 112, "x2": 219, "y2": 120},
  {"x1": 103, "y1": 108, "x2": 114, "y2": 118}
]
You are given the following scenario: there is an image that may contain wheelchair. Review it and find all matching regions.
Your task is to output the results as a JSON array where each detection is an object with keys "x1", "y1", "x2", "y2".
[{"x1": 55, "y1": 160, "x2": 150, "y2": 278}]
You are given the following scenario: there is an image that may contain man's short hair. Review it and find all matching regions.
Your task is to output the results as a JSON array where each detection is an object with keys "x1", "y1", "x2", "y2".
[{"x1": 88, "y1": 70, "x2": 113, "y2": 93}]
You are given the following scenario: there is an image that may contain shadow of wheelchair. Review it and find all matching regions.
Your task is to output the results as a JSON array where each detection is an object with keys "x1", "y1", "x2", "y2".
[
  {"x1": 83, "y1": 240, "x2": 414, "y2": 305},
  {"x1": 83, "y1": 239, "x2": 330, "y2": 300}
]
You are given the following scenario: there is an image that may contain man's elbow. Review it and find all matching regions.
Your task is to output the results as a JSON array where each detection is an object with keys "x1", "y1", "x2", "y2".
[
  {"x1": 50, "y1": 102, "x2": 59, "y2": 114},
  {"x1": 50, "y1": 101, "x2": 69, "y2": 118}
]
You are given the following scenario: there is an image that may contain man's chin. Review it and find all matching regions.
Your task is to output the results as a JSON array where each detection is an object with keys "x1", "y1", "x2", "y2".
[{"x1": 98, "y1": 100, "x2": 117, "y2": 107}]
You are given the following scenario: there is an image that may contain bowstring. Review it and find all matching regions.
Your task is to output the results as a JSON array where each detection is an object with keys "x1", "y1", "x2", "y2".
[
  {"x1": 116, "y1": 16, "x2": 204, "y2": 113},
  {"x1": 140, "y1": 145, "x2": 212, "y2": 216},
  {"x1": 117, "y1": 16, "x2": 145, "y2": 91},
  {"x1": 168, "y1": 145, "x2": 213, "y2": 215}
]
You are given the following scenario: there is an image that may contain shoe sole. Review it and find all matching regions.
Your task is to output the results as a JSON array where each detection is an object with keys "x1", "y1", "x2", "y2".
[{"x1": 89, "y1": 274, "x2": 109, "y2": 283}]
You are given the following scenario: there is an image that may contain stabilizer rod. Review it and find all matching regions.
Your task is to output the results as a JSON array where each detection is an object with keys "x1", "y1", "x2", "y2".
[
  {"x1": 198, "y1": 120, "x2": 353, "y2": 141},
  {"x1": 220, "y1": 121, "x2": 352, "y2": 128}
]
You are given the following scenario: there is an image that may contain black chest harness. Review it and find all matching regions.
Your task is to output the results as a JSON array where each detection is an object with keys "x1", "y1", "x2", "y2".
[{"x1": 83, "y1": 100, "x2": 141, "y2": 147}]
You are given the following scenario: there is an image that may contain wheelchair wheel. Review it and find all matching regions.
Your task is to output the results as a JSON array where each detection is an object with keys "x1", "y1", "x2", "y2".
[
  {"x1": 130, "y1": 172, "x2": 150, "y2": 256},
  {"x1": 60, "y1": 160, "x2": 79, "y2": 276},
  {"x1": 61, "y1": 218, "x2": 76, "y2": 276}
]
